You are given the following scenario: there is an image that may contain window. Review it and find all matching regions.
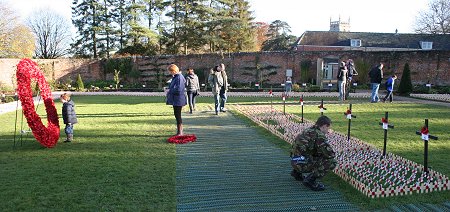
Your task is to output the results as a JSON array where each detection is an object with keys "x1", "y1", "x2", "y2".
[
  {"x1": 420, "y1": 41, "x2": 433, "y2": 50},
  {"x1": 350, "y1": 39, "x2": 361, "y2": 47}
]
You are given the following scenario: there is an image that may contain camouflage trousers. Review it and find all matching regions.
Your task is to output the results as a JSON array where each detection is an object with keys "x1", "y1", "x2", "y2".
[{"x1": 291, "y1": 157, "x2": 337, "y2": 179}]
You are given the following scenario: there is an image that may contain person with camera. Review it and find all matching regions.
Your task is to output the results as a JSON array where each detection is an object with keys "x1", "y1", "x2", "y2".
[{"x1": 166, "y1": 64, "x2": 187, "y2": 136}]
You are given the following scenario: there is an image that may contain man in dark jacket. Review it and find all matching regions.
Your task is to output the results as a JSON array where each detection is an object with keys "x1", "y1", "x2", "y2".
[
  {"x1": 368, "y1": 63, "x2": 384, "y2": 103},
  {"x1": 60, "y1": 93, "x2": 78, "y2": 142}
]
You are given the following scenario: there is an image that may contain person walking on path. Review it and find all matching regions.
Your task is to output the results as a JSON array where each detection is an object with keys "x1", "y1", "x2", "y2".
[
  {"x1": 285, "y1": 76, "x2": 292, "y2": 95},
  {"x1": 290, "y1": 116, "x2": 337, "y2": 191},
  {"x1": 208, "y1": 65, "x2": 224, "y2": 115},
  {"x1": 345, "y1": 59, "x2": 358, "y2": 99},
  {"x1": 383, "y1": 75, "x2": 397, "y2": 103},
  {"x1": 368, "y1": 63, "x2": 384, "y2": 103},
  {"x1": 60, "y1": 93, "x2": 78, "y2": 142},
  {"x1": 185, "y1": 68, "x2": 200, "y2": 114},
  {"x1": 337, "y1": 61, "x2": 348, "y2": 101},
  {"x1": 166, "y1": 64, "x2": 187, "y2": 136},
  {"x1": 218, "y1": 63, "x2": 228, "y2": 112}
]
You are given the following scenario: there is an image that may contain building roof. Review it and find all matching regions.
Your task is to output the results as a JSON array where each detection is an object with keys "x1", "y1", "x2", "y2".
[{"x1": 295, "y1": 31, "x2": 450, "y2": 50}]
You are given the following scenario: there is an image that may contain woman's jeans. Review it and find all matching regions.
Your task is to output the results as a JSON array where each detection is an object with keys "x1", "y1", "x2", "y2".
[{"x1": 187, "y1": 91, "x2": 197, "y2": 113}]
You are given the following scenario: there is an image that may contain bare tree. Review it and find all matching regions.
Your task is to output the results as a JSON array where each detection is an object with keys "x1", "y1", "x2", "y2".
[
  {"x1": 414, "y1": 0, "x2": 450, "y2": 34},
  {"x1": 27, "y1": 8, "x2": 72, "y2": 58}
]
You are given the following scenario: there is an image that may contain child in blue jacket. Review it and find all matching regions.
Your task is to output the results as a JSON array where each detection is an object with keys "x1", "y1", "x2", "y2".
[{"x1": 383, "y1": 75, "x2": 397, "y2": 103}]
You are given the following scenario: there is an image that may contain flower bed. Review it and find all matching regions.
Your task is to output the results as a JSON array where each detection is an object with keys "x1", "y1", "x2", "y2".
[
  {"x1": 234, "y1": 104, "x2": 449, "y2": 198},
  {"x1": 410, "y1": 94, "x2": 450, "y2": 102}
]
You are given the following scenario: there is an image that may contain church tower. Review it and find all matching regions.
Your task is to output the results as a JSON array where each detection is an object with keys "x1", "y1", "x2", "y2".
[{"x1": 330, "y1": 16, "x2": 350, "y2": 32}]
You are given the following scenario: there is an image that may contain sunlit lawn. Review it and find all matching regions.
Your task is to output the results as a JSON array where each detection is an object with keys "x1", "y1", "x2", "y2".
[
  {"x1": 0, "y1": 96, "x2": 176, "y2": 211},
  {"x1": 0, "y1": 95, "x2": 448, "y2": 210}
]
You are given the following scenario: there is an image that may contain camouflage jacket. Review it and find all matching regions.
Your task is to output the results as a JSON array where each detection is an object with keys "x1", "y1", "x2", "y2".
[{"x1": 291, "y1": 126, "x2": 335, "y2": 160}]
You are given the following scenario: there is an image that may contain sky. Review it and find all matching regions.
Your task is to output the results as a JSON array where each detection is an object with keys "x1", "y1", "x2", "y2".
[{"x1": 4, "y1": 0, "x2": 429, "y2": 36}]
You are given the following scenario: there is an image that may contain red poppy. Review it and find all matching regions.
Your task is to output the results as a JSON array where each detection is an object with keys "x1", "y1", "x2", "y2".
[
  {"x1": 16, "y1": 59, "x2": 60, "y2": 148},
  {"x1": 421, "y1": 127, "x2": 429, "y2": 135},
  {"x1": 381, "y1": 118, "x2": 388, "y2": 123},
  {"x1": 167, "y1": 134, "x2": 197, "y2": 144}
]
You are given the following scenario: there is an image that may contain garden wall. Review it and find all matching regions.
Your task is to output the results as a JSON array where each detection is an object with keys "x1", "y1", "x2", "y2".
[{"x1": 1, "y1": 50, "x2": 449, "y2": 89}]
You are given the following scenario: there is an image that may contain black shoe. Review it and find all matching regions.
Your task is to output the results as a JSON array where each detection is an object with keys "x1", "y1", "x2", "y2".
[
  {"x1": 290, "y1": 170, "x2": 303, "y2": 181},
  {"x1": 303, "y1": 176, "x2": 325, "y2": 191},
  {"x1": 64, "y1": 140, "x2": 71, "y2": 143}
]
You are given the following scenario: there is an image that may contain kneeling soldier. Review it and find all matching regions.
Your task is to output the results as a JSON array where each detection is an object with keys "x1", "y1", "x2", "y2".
[{"x1": 290, "y1": 116, "x2": 337, "y2": 191}]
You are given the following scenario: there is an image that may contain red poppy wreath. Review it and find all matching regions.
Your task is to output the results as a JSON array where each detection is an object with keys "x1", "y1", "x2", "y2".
[
  {"x1": 16, "y1": 59, "x2": 60, "y2": 148},
  {"x1": 167, "y1": 134, "x2": 197, "y2": 144}
]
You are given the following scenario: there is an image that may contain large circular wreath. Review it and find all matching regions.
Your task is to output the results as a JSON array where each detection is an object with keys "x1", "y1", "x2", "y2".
[{"x1": 16, "y1": 59, "x2": 60, "y2": 148}]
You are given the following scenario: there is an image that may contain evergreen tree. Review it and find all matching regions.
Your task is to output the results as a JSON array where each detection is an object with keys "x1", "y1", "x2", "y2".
[
  {"x1": 262, "y1": 20, "x2": 297, "y2": 51},
  {"x1": 398, "y1": 63, "x2": 413, "y2": 95},
  {"x1": 72, "y1": 0, "x2": 104, "y2": 58},
  {"x1": 76, "y1": 74, "x2": 85, "y2": 91}
]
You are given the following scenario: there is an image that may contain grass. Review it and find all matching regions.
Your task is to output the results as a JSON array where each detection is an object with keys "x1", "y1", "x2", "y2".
[
  {"x1": 0, "y1": 95, "x2": 448, "y2": 210},
  {"x1": 0, "y1": 96, "x2": 176, "y2": 211}
]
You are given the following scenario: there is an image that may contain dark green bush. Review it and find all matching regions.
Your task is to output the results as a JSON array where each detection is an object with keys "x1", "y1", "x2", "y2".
[{"x1": 398, "y1": 63, "x2": 413, "y2": 95}]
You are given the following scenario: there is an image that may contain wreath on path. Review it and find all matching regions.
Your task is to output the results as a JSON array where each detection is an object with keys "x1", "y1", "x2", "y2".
[
  {"x1": 16, "y1": 59, "x2": 60, "y2": 148},
  {"x1": 167, "y1": 134, "x2": 197, "y2": 144}
]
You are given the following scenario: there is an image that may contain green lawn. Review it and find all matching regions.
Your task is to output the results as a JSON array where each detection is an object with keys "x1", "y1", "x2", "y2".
[
  {"x1": 0, "y1": 95, "x2": 448, "y2": 210},
  {"x1": 0, "y1": 96, "x2": 176, "y2": 211}
]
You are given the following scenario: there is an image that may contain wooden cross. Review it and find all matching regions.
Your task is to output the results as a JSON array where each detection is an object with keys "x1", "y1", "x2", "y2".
[
  {"x1": 299, "y1": 95, "x2": 304, "y2": 123},
  {"x1": 343, "y1": 104, "x2": 356, "y2": 141},
  {"x1": 269, "y1": 87, "x2": 273, "y2": 111},
  {"x1": 378, "y1": 112, "x2": 394, "y2": 157},
  {"x1": 415, "y1": 119, "x2": 438, "y2": 173},
  {"x1": 318, "y1": 99, "x2": 326, "y2": 116}
]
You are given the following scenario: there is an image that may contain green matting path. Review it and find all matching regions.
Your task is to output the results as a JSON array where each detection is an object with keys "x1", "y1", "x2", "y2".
[{"x1": 176, "y1": 108, "x2": 358, "y2": 211}]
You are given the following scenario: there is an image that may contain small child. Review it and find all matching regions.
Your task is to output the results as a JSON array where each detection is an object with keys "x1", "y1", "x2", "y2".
[
  {"x1": 383, "y1": 75, "x2": 398, "y2": 103},
  {"x1": 60, "y1": 93, "x2": 78, "y2": 142}
]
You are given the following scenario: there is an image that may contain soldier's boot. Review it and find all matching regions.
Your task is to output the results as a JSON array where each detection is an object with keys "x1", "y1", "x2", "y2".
[
  {"x1": 303, "y1": 174, "x2": 325, "y2": 191},
  {"x1": 290, "y1": 169, "x2": 303, "y2": 181}
]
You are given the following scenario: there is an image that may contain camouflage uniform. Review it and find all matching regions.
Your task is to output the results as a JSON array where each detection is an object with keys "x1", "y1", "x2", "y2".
[{"x1": 291, "y1": 126, "x2": 337, "y2": 179}]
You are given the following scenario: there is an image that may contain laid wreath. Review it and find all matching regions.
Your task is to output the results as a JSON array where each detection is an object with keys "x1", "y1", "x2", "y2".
[
  {"x1": 16, "y1": 59, "x2": 60, "y2": 148},
  {"x1": 167, "y1": 134, "x2": 197, "y2": 144}
]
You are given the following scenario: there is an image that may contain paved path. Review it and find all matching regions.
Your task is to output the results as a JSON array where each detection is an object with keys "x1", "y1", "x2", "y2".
[{"x1": 176, "y1": 107, "x2": 358, "y2": 211}]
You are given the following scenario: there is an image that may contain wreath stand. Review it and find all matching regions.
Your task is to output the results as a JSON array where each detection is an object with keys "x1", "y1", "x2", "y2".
[{"x1": 13, "y1": 91, "x2": 42, "y2": 148}]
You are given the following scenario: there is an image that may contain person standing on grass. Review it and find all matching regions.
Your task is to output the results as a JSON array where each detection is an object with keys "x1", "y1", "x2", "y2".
[
  {"x1": 218, "y1": 63, "x2": 228, "y2": 112},
  {"x1": 60, "y1": 93, "x2": 78, "y2": 142},
  {"x1": 185, "y1": 68, "x2": 200, "y2": 114},
  {"x1": 337, "y1": 61, "x2": 348, "y2": 101},
  {"x1": 290, "y1": 116, "x2": 336, "y2": 191},
  {"x1": 208, "y1": 65, "x2": 223, "y2": 115},
  {"x1": 166, "y1": 64, "x2": 187, "y2": 136},
  {"x1": 368, "y1": 63, "x2": 384, "y2": 103},
  {"x1": 383, "y1": 75, "x2": 397, "y2": 103}
]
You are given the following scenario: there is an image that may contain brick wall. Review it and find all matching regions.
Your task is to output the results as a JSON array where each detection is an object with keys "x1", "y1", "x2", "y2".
[{"x1": 1, "y1": 50, "x2": 449, "y2": 89}]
